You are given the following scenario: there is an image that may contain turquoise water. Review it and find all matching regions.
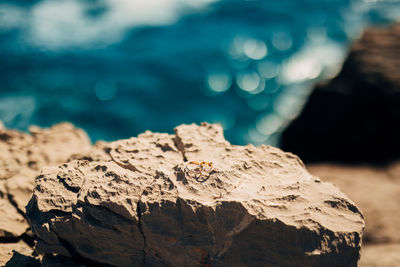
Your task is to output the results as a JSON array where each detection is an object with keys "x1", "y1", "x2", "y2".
[{"x1": 0, "y1": 0, "x2": 399, "y2": 145}]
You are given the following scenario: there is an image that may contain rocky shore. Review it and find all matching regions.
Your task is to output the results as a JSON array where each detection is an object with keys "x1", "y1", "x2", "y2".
[
  {"x1": 1, "y1": 23, "x2": 400, "y2": 266},
  {"x1": 1, "y1": 123, "x2": 363, "y2": 266}
]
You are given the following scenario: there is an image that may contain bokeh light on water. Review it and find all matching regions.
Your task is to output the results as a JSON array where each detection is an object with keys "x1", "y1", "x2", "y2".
[{"x1": 0, "y1": 0, "x2": 399, "y2": 145}]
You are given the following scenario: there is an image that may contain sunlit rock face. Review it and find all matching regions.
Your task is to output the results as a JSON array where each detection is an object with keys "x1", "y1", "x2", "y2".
[
  {"x1": 308, "y1": 163, "x2": 400, "y2": 267},
  {"x1": 281, "y1": 23, "x2": 400, "y2": 163},
  {"x1": 0, "y1": 122, "x2": 91, "y2": 264},
  {"x1": 27, "y1": 123, "x2": 364, "y2": 266},
  {"x1": 0, "y1": 123, "x2": 92, "y2": 212}
]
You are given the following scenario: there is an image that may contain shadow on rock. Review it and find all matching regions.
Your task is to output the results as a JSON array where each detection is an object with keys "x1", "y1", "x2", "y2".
[{"x1": 4, "y1": 251, "x2": 39, "y2": 267}]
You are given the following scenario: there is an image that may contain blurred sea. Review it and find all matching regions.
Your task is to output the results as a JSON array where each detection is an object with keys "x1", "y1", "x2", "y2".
[{"x1": 0, "y1": 0, "x2": 399, "y2": 145}]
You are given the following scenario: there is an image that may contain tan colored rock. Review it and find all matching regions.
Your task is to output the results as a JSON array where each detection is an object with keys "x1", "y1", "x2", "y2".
[
  {"x1": 308, "y1": 163, "x2": 400, "y2": 244},
  {"x1": 0, "y1": 197, "x2": 28, "y2": 238},
  {"x1": 27, "y1": 123, "x2": 364, "y2": 266},
  {"x1": 0, "y1": 122, "x2": 91, "y2": 265},
  {"x1": 308, "y1": 163, "x2": 400, "y2": 267},
  {"x1": 0, "y1": 122, "x2": 92, "y2": 211},
  {"x1": 0, "y1": 241, "x2": 35, "y2": 266}
]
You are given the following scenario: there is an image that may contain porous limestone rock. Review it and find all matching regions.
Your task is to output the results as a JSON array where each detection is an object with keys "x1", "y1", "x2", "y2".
[
  {"x1": 0, "y1": 122, "x2": 92, "y2": 212},
  {"x1": 0, "y1": 122, "x2": 91, "y2": 265},
  {"x1": 27, "y1": 123, "x2": 364, "y2": 266}
]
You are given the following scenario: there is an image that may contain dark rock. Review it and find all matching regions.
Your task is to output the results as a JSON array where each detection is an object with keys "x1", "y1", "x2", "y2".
[
  {"x1": 280, "y1": 23, "x2": 400, "y2": 163},
  {"x1": 0, "y1": 242, "x2": 35, "y2": 266},
  {"x1": 41, "y1": 254, "x2": 84, "y2": 267},
  {"x1": 3, "y1": 251, "x2": 39, "y2": 267}
]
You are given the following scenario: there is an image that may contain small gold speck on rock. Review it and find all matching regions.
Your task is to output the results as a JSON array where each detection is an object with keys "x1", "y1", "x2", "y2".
[{"x1": 184, "y1": 161, "x2": 213, "y2": 182}]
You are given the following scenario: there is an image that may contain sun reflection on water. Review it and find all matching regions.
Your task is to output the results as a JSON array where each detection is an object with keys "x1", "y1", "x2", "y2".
[{"x1": 0, "y1": 0, "x2": 399, "y2": 145}]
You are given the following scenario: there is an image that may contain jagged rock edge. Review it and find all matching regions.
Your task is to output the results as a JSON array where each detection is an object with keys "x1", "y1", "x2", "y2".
[
  {"x1": 29, "y1": 170, "x2": 138, "y2": 265},
  {"x1": 28, "y1": 193, "x2": 128, "y2": 266}
]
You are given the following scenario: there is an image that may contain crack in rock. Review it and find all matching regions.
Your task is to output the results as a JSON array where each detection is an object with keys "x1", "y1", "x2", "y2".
[{"x1": 136, "y1": 200, "x2": 147, "y2": 266}]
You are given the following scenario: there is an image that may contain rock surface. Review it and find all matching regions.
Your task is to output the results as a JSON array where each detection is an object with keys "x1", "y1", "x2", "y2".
[
  {"x1": 27, "y1": 123, "x2": 364, "y2": 266},
  {"x1": 308, "y1": 163, "x2": 400, "y2": 267},
  {"x1": 280, "y1": 23, "x2": 400, "y2": 163},
  {"x1": 0, "y1": 197, "x2": 28, "y2": 238},
  {"x1": 0, "y1": 123, "x2": 92, "y2": 212},
  {"x1": 0, "y1": 241, "x2": 36, "y2": 266},
  {"x1": 0, "y1": 122, "x2": 91, "y2": 265}
]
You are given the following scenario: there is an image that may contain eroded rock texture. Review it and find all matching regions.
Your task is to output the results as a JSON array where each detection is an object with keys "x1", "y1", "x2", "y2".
[
  {"x1": 0, "y1": 122, "x2": 91, "y2": 264},
  {"x1": 308, "y1": 163, "x2": 400, "y2": 267},
  {"x1": 27, "y1": 123, "x2": 364, "y2": 266},
  {"x1": 0, "y1": 122, "x2": 91, "y2": 212}
]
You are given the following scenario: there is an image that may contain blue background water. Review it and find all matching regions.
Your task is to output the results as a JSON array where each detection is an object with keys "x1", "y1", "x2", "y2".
[{"x1": 0, "y1": 0, "x2": 399, "y2": 145}]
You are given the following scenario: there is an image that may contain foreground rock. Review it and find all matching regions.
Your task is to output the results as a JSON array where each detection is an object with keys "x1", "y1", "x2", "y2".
[
  {"x1": 308, "y1": 163, "x2": 400, "y2": 244},
  {"x1": 308, "y1": 163, "x2": 400, "y2": 267},
  {"x1": 281, "y1": 23, "x2": 400, "y2": 163},
  {"x1": 0, "y1": 122, "x2": 91, "y2": 264},
  {"x1": 0, "y1": 241, "x2": 37, "y2": 266},
  {"x1": 27, "y1": 123, "x2": 364, "y2": 266}
]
